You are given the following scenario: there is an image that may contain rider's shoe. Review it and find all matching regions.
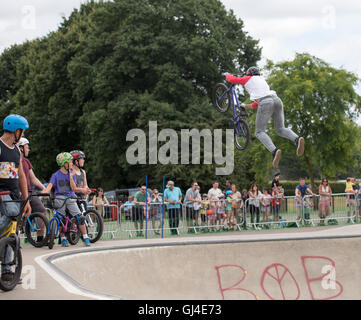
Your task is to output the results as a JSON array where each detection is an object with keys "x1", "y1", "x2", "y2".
[
  {"x1": 61, "y1": 239, "x2": 69, "y2": 247},
  {"x1": 84, "y1": 238, "x2": 91, "y2": 247},
  {"x1": 295, "y1": 137, "x2": 305, "y2": 157},
  {"x1": 272, "y1": 148, "x2": 282, "y2": 167}
]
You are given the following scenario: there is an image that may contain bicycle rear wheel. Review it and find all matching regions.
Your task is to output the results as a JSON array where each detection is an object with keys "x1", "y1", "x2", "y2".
[
  {"x1": 212, "y1": 83, "x2": 231, "y2": 113},
  {"x1": 66, "y1": 217, "x2": 80, "y2": 245},
  {"x1": 234, "y1": 118, "x2": 251, "y2": 150},
  {"x1": 0, "y1": 237, "x2": 22, "y2": 291},
  {"x1": 47, "y1": 219, "x2": 57, "y2": 250},
  {"x1": 24, "y1": 213, "x2": 49, "y2": 248},
  {"x1": 84, "y1": 210, "x2": 104, "y2": 243}
]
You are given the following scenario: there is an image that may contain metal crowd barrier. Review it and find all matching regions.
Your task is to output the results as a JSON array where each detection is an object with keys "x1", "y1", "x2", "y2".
[
  {"x1": 19, "y1": 192, "x2": 361, "y2": 245},
  {"x1": 244, "y1": 195, "x2": 301, "y2": 230},
  {"x1": 302, "y1": 193, "x2": 358, "y2": 226}
]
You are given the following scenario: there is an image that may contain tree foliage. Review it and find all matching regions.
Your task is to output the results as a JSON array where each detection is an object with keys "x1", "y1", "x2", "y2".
[{"x1": 0, "y1": 0, "x2": 261, "y2": 191}]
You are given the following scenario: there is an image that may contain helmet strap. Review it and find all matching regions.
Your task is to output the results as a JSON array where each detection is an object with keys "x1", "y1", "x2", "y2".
[{"x1": 13, "y1": 129, "x2": 23, "y2": 144}]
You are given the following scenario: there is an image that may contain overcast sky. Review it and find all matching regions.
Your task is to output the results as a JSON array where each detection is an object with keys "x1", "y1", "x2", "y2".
[{"x1": 1, "y1": 1, "x2": 360, "y2": 99}]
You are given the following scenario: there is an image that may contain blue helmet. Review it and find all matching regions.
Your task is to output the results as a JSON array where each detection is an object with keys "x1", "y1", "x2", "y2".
[
  {"x1": 225, "y1": 190, "x2": 232, "y2": 196},
  {"x1": 3, "y1": 114, "x2": 29, "y2": 132}
]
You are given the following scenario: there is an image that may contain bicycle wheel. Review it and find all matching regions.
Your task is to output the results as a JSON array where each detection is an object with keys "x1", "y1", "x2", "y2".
[
  {"x1": 47, "y1": 219, "x2": 57, "y2": 250},
  {"x1": 0, "y1": 237, "x2": 22, "y2": 291},
  {"x1": 24, "y1": 213, "x2": 49, "y2": 248},
  {"x1": 66, "y1": 217, "x2": 80, "y2": 245},
  {"x1": 84, "y1": 210, "x2": 104, "y2": 243},
  {"x1": 212, "y1": 83, "x2": 231, "y2": 113},
  {"x1": 234, "y1": 118, "x2": 251, "y2": 150}
]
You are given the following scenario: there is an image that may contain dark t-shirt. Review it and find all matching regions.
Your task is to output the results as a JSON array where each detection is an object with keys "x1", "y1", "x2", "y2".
[
  {"x1": 350, "y1": 184, "x2": 359, "y2": 200},
  {"x1": 272, "y1": 178, "x2": 280, "y2": 188},
  {"x1": 296, "y1": 184, "x2": 309, "y2": 198},
  {"x1": 0, "y1": 139, "x2": 21, "y2": 198},
  {"x1": 74, "y1": 169, "x2": 86, "y2": 200}
]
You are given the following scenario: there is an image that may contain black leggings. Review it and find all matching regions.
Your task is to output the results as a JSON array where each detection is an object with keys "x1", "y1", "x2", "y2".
[{"x1": 250, "y1": 204, "x2": 260, "y2": 224}]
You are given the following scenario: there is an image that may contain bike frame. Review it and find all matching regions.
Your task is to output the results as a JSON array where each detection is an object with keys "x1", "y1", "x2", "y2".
[
  {"x1": 26, "y1": 216, "x2": 40, "y2": 233},
  {"x1": 48, "y1": 210, "x2": 78, "y2": 237},
  {"x1": 225, "y1": 85, "x2": 246, "y2": 136}
]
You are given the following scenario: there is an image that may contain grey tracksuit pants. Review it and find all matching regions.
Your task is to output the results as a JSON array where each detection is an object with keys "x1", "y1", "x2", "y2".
[{"x1": 255, "y1": 94, "x2": 298, "y2": 153}]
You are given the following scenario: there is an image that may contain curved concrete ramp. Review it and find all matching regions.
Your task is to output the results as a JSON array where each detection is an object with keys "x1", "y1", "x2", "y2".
[{"x1": 51, "y1": 237, "x2": 361, "y2": 300}]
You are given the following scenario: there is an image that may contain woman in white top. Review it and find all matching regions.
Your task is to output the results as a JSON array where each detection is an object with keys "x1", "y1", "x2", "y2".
[{"x1": 318, "y1": 178, "x2": 332, "y2": 225}]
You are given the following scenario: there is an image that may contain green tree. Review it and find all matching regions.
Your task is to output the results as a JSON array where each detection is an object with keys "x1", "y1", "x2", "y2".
[
  {"x1": 0, "y1": 0, "x2": 261, "y2": 191},
  {"x1": 265, "y1": 53, "x2": 361, "y2": 189}
]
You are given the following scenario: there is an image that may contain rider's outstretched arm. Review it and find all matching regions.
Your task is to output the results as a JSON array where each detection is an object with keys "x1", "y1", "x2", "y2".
[{"x1": 225, "y1": 74, "x2": 252, "y2": 86}]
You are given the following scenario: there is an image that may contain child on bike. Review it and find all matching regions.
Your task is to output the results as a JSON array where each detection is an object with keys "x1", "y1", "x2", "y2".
[
  {"x1": 70, "y1": 150, "x2": 91, "y2": 211},
  {"x1": 43, "y1": 152, "x2": 91, "y2": 247},
  {"x1": 225, "y1": 67, "x2": 304, "y2": 167}
]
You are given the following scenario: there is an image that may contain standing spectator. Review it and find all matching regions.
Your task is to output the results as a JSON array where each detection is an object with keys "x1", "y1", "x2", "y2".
[
  {"x1": 303, "y1": 196, "x2": 314, "y2": 226},
  {"x1": 241, "y1": 189, "x2": 249, "y2": 229},
  {"x1": 207, "y1": 181, "x2": 223, "y2": 201},
  {"x1": 150, "y1": 189, "x2": 162, "y2": 235},
  {"x1": 133, "y1": 186, "x2": 151, "y2": 237},
  {"x1": 164, "y1": 181, "x2": 182, "y2": 235},
  {"x1": 260, "y1": 188, "x2": 272, "y2": 227},
  {"x1": 345, "y1": 177, "x2": 353, "y2": 204},
  {"x1": 121, "y1": 196, "x2": 134, "y2": 221},
  {"x1": 184, "y1": 182, "x2": 200, "y2": 233},
  {"x1": 346, "y1": 177, "x2": 358, "y2": 223},
  {"x1": 231, "y1": 184, "x2": 243, "y2": 230},
  {"x1": 92, "y1": 187, "x2": 110, "y2": 219},
  {"x1": 272, "y1": 185, "x2": 284, "y2": 225},
  {"x1": 318, "y1": 178, "x2": 332, "y2": 226},
  {"x1": 216, "y1": 194, "x2": 226, "y2": 231},
  {"x1": 17, "y1": 137, "x2": 47, "y2": 244},
  {"x1": 200, "y1": 194, "x2": 209, "y2": 232},
  {"x1": 193, "y1": 186, "x2": 202, "y2": 231},
  {"x1": 225, "y1": 190, "x2": 233, "y2": 230},
  {"x1": 225, "y1": 180, "x2": 232, "y2": 192},
  {"x1": 358, "y1": 182, "x2": 361, "y2": 221},
  {"x1": 249, "y1": 184, "x2": 262, "y2": 229},
  {"x1": 295, "y1": 178, "x2": 315, "y2": 221}
]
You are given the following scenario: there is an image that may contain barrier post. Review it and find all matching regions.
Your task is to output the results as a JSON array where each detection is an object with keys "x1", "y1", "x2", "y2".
[
  {"x1": 161, "y1": 176, "x2": 165, "y2": 239},
  {"x1": 145, "y1": 176, "x2": 148, "y2": 239}
]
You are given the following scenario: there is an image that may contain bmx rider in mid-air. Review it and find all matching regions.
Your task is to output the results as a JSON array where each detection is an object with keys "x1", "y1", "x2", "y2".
[{"x1": 225, "y1": 67, "x2": 304, "y2": 167}]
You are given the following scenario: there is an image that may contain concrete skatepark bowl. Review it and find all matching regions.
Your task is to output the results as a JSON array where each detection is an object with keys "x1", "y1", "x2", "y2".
[{"x1": 2, "y1": 224, "x2": 361, "y2": 300}]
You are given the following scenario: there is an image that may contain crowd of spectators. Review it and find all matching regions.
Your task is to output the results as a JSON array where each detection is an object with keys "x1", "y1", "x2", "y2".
[{"x1": 110, "y1": 175, "x2": 361, "y2": 235}]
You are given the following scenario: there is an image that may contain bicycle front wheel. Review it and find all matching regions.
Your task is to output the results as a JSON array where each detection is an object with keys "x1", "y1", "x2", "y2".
[
  {"x1": 0, "y1": 237, "x2": 22, "y2": 291},
  {"x1": 24, "y1": 213, "x2": 49, "y2": 248},
  {"x1": 84, "y1": 210, "x2": 104, "y2": 243},
  {"x1": 234, "y1": 118, "x2": 251, "y2": 151},
  {"x1": 212, "y1": 83, "x2": 231, "y2": 113}
]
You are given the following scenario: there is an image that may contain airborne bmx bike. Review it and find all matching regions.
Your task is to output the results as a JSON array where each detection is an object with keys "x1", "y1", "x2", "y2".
[{"x1": 212, "y1": 82, "x2": 251, "y2": 150}]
